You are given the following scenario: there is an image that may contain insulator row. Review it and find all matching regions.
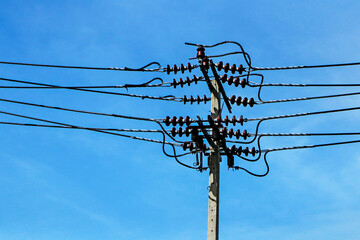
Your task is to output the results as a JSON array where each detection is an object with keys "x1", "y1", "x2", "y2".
[
  {"x1": 227, "y1": 145, "x2": 256, "y2": 157},
  {"x1": 216, "y1": 61, "x2": 245, "y2": 75},
  {"x1": 221, "y1": 128, "x2": 248, "y2": 140},
  {"x1": 220, "y1": 74, "x2": 247, "y2": 88},
  {"x1": 182, "y1": 141, "x2": 208, "y2": 152},
  {"x1": 227, "y1": 96, "x2": 255, "y2": 107},
  {"x1": 172, "y1": 75, "x2": 201, "y2": 88},
  {"x1": 170, "y1": 127, "x2": 192, "y2": 137},
  {"x1": 164, "y1": 116, "x2": 192, "y2": 127},
  {"x1": 166, "y1": 63, "x2": 195, "y2": 75},
  {"x1": 217, "y1": 115, "x2": 244, "y2": 126},
  {"x1": 183, "y1": 95, "x2": 211, "y2": 104}
]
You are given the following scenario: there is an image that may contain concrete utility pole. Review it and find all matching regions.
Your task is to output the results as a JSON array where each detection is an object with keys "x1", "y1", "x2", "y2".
[{"x1": 207, "y1": 76, "x2": 221, "y2": 240}]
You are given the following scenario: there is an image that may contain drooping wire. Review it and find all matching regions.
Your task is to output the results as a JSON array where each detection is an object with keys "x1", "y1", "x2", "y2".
[
  {"x1": 0, "y1": 77, "x2": 180, "y2": 101},
  {"x1": 0, "y1": 61, "x2": 166, "y2": 72}
]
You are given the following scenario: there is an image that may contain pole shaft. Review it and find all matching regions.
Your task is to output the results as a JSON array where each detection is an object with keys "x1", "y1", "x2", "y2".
[{"x1": 207, "y1": 78, "x2": 221, "y2": 240}]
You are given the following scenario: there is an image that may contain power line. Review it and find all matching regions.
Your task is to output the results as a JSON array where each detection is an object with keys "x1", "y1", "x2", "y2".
[{"x1": 251, "y1": 61, "x2": 360, "y2": 71}]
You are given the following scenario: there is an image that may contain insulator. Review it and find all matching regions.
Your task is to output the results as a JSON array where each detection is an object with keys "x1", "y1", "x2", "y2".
[
  {"x1": 188, "y1": 62, "x2": 192, "y2": 73},
  {"x1": 241, "y1": 78, "x2": 246, "y2": 88},
  {"x1": 184, "y1": 127, "x2": 191, "y2": 137},
  {"x1": 238, "y1": 64, "x2": 245, "y2": 74},
  {"x1": 231, "y1": 116, "x2": 236, "y2": 126},
  {"x1": 204, "y1": 95, "x2": 210, "y2": 104},
  {"x1": 224, "y1": 116, "x2": 229, "y2": 126},
  {"x1": 217, "y1": 61, "x2": 223, "y2": 71},
  {"x1": 172, "y1": 79, "x2": 177, "y2": 88},
  {"x1": 185, "y1": 116, "x2": 191, "y2": 126},
  {"x1": 197, "y1": 47, "x2": 205, "y2": 59},
  {"x1": 234, "y1": 77, "x2": 240, "y2": 87},
  {"x1": 173, "y1": 64, "x2": 178, "y2": 74},
  {"x1": 230, "y1": 64, "x2": 236, "y2": 74},
  {"x1": 193, "y1": 75, "x2": 199, "y2": 84},
  {"x1": 224, "y1": 63, "x2": 230, "y2": 73},
  {"x1": 191, "y1": 128, "x2": 199, "y2": 141},
  {"x1": 183, "y1": 95, "x2": 188, "y2": 104},
  {"x1": 197, "y1": 95, "x2": 201, "y2": 104},
  {"x1": 190, "y1": 95, "x2": 195, "y2": 104},
  {"x1": 235, "y1": 129, "x2": 241, "y2": 139},
  {"x1": 182, "y1": 142, "x2": 188, "y2": 151},
  {"x1": 166, "y1": 65, "x2": 171, "y2": 74},
  {"x1": 251, "y1": 147, "x2": 256, "y2": 156},
  {"x1": 164, "y1": 116, "x2": 171, "y2": 126},
  {"x1": 203, "y1": 57, "x2": 209, "y2": 69},
  {"x1": 227, "y1": 155, "x2": 234, "y2": 168},
  {"x1": 180, "y1": 64, "x2": 185, "y2": 74},
  {"x1": 186, "y1": 77, "x2": 191, "y2": 86},
  {"x1": 231, "y1": 145, "x2": 237, "y2": 155},
  {"x1": 249, "y1": 98, "x2": 255, "y2": 107},
  {"x1": 178, "y1": 116, "x2": 184, "y2": 126},
  {"x1": 179, "y1": 78, "x2": 184, "y2": 87},
  {"x1": 189, "y1": 142, "x2": 195, "y2": 151},
  {"x1": 228, "y1": 76, "x2": 234, "y2": 85},
  {"x1": 239, "y1": 115, "x2": 244, "y2": 126},
  {"x1": 221, "y1": 127, "x2": 228, "y2": 137},
  {"x1": 244, "y1": 147, "x2": 249, "y2": 156},
  {"x1": 171, "y1": 127, "x2": 177, "y2": 137},
  {"x1": 172, "y1": 116, "x2": 177, "y2": 126},
  {"x1": 229, "y1": 95, "x2": 236, "y2": 104},
  {"x1": 221, "y1": 74, "x2": 227, "y2": 83},
  {"x1": 217, "y1": 115, "x2": 222, "y2": 124},
  {"x1": 242, "y1": 97, "x2": 248, "y2": 107},
  {"x1": 237, "y1": 146, "x2": 242, "y2": 155},
  {"x1": 243, "y1": 129, "x2": 247, "y2": 140},
  {"x1": 236, "y1": 97, "x2": 242, "y2": 106},
  {"x1": 178, "y1": 127, "x2": 183, "y2": 137},
  {"x1": 228, "y1": 128, "x2": 234, "y2": 138}
]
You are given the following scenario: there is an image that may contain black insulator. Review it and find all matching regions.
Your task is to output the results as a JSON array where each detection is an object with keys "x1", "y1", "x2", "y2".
[
  {"x1": 221, "y1": 74, "x2": 228, "y2": 83},
  {"x1": 217, "y1": 61, "x2": 223, "y2": 71},
  {"x1": 164, "y1": 116, "x2": 171, "y2": 126},
  {"x1": 171, "y1": 127, "x2": 177, "y2": 137},
  {"x1": 231, "y1": 64, "x2": 237, "y2": 74},
  {"x1": 189, "y1": 142, "x2": 195, "y2": 151},
  {"x1": 237, "y1": 146, "x2": 242, "y2": 155},
  {"x1": 236, "y1": 97, "x2": 242, "y2": 106},
  {"x1": 172, "y1": 79, "x2": 177, "y2": 88},
  {"x1": 231, "y1": 116, "x2": 236, "y2": 126},
  {"x1": 249, "y1": 98, "x2": 255, "y2": 107},
  {"x1": 179, "y1": 78, "x2": 184, "y2": 87},
  {"x1": 166, "y1": 65, "x2": 171, "y2": 74},
  {"x1": 183, "y1": 95, "x2": 188, "y2": 104},
  {"x1": 203, "y1": 58, "x2": 209, "y2": 69},
  {"x1": 242, "y1": 97, "x2": 248, "y2": 107},
  {"x1": 235, "y1": 129, "x2": 241, "y2": 139},
  {"x1": 244, "y1": 147, "x2": 249, "y2": 156},
  {"x1": 227, "y1": 155, "x2": 234, "y2": 168},
  {"x1": 227, "y1": 76, "x2": 234, "y2": 85},
  {"x1": 204, "y1": 95, "x2": 210, "y2": 104},
  {"x1": 243, "y1": 129, "x2": 248, "y2": 140},
  {"x1": 172, "y1": 116, "x2": 177, "y2": 126},
  {"x1": 182, "y1": 142, "x2": 188, "y2": 151},
  {"x1": 224, "y1": 63, "x2": 230, "y2": 72},
  {"x1": 185, "y1": 116, "x2": 191, "y2": 126},
  {"x1": 178, "y1": 127, "x2": 183, "y2": 137},
  {"x1": 234, "y1": 77, "x2": 240, "y2": 87},
  {"x1": 173, "y1": 64, "x2": 178, "y2": 74},
  {"x1": 224, "y1": 116, "x2": 229, "y2": 126},
  {"x1": 193, "y1": 75, "x2": 198, "y2": 84},
  {"x1": 217, "y1": 115, "x2": 222, "y2": 124},
  {"x1": 197, "y1": 47, "x2": 205, "y2": 59},
  {"x1": 231, "y1": 145, "x2": 237, "y2": 155},
  {"x1": 239, "y1": 115, "x2": 244, "y2": 126},
  {"x1": 251, "y1": 147, "x2": 256, "y2": 156},
  {"x1": 241, "y1": 78, "x2": 246, "y2": 88},
  {"x1": 188, "y1": 62, "x2": 192, "y2": 73},
  {"x1": 238, "y1": 64, "x2": 245, "y2": 74},
  {"x1": 178, "y1": 116, "x2": 184, "y2": 126},
  {"x1": 186, "y1": 77, "x2": 191, "y2": 86},
  {"x1": 229, "y1": 95, "x2": 236, "y2": 104},
  {"x1": 190, "y1": 95, "x2": 195, "y2": 104},
  {"x1": 180, "y1": 64, "x2": 185, "y2": 74},
  {"x1": 184, "y1": 127, "x2": 191, "y2": 137},
  {"x1": 197, "y1": 95, "x2": 201, "y2": 104},
  {"x1": 221, "y1": 127, "x2": 228, "y2": 137},
  {"x1": 228, "y1": 128, "x2": 234, "y2": 138}
]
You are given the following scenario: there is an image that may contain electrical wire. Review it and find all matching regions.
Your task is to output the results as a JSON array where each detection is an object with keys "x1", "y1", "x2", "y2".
[
  {"x1": 252, "y1": 61, "x2": 360, "y2": 71},
  {"x1": 0, "y1": 77, "x2": 180, "y2": 101}
]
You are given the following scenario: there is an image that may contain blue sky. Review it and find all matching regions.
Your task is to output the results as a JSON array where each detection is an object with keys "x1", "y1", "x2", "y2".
[{"x1": 1, "y1": 1, "x2": 360, "y2": 239}]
